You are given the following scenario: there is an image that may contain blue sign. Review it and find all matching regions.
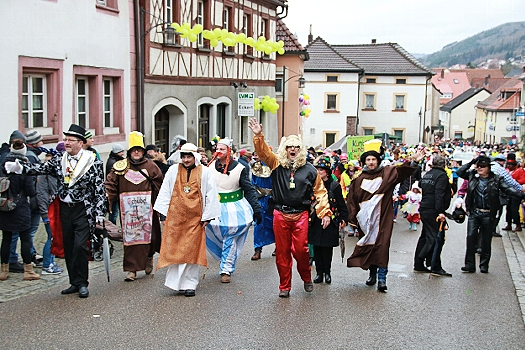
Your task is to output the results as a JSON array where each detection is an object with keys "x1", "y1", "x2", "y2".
[{"x1": 516, "y1": 111, "x2": 524, "y2": 117}]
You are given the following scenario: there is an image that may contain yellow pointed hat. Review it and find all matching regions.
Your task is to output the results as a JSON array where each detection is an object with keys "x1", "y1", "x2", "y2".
[
  {"x1": 129, "y1": 131, "x2": 145, "y2": 149},
  {"x1": 363, "y1": 139, "x2": 382, "y2": 153}
]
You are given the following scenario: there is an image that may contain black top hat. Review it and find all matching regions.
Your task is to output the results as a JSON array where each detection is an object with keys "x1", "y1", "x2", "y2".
[
  {"x1": 63, "y1": 124, "x2": 87, "y2": 143},
  {"x1": 445, "y1": 207, "x2": 466, "y2": 224}
]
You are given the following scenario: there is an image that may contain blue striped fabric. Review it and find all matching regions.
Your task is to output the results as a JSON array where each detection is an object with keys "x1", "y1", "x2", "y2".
[{"x1": 206, "y1": 197, "x2": 254, "y2": 275}]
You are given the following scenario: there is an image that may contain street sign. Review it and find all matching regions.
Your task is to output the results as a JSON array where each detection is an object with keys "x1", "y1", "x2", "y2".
[
  {"x1": 516, "y1": 111, "x2": 524, "y2": 117},
  {"x1": 238, "y1": 92, "x2": 254, "y2": 117}
]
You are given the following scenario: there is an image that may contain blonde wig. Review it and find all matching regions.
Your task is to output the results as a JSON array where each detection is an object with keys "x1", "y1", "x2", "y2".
[{"x1": 276, "y1": 134, "x2": 307, "y2": 171}]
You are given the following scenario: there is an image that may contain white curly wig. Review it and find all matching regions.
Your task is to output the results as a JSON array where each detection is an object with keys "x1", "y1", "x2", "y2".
[{"x1": 276, "y1": 134, "x2": 307, "y2": 170}]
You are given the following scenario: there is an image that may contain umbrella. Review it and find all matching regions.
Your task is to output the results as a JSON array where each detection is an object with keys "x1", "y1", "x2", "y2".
[
  {"x1": 339, "y1": 227, "x2": 345, "y2": 263},
  {"x1": 101, "y1": 220, "x2": 111, "y2": 282}
]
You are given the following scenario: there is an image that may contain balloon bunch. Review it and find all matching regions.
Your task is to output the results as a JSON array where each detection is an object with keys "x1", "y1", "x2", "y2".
[
  {"x1": 299, "y1": 93, "x2": 312, "y2": 118},
  {"x1": 254, "y1": 95, "x2": 280, "y2": 114},
  {"x1": 171, "y1": 23, "x2": 285, "y2": 55}
]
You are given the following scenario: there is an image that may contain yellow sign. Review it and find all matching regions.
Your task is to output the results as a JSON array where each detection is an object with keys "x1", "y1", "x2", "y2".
[{"x1": 347, "y1": 136, "x2": 374, "y2": 160}]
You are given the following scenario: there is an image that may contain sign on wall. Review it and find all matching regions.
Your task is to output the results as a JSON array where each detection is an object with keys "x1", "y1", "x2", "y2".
[
  {"x1": 238, "y1": 92, "x2": 254, "y2": 117},
  {"x1": 347, "y1": 135, "x2": 374, "y2": 160}
]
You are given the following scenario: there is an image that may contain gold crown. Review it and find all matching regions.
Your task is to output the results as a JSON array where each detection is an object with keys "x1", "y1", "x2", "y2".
[{"x1": 363, "y1": 139, "x2": 382, "y2": 153}]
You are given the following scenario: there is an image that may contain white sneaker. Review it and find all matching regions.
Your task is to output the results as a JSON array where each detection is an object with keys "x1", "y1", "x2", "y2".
[{"x1": 41, "y1": 263, "x2": 63, "y2": 275}]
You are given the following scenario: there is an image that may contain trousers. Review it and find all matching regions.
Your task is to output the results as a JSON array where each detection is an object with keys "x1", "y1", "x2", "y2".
[
  {"x1": 273, "y1": 210, "x2": 311, "y2": 291},
  {"x1": 465, "y1": 210, "x2": 492, "y2": 270}
]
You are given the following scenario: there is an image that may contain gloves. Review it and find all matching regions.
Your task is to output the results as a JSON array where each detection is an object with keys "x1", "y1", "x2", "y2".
[
  {"x1": 96, "y1": 216, "x2": 105, "y2": 225},
  {"x1": 253, "y1": 212, "x2": 262, "y2": 225},
  {"x1": 5, "y1": 159, "x2": 23, "y2": 174}
]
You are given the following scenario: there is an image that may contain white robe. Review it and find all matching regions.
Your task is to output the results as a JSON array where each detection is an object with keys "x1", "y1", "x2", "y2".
[{"x1": 154, "y1": 164, "x2": 220, "y2": 290}]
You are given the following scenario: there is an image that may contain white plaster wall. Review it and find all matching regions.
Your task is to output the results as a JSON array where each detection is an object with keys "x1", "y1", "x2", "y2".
[{"x1": 0, "y1": 0, "x2": 131, "y2": 151}]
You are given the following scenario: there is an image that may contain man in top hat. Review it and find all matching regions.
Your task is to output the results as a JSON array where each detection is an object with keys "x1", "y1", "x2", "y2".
[
  {"x1": 154, "y1": 143, "x2": 220, "y2": 296},
  {"x1": 457, "y1": 156, "x2": 525, "y2": 273},
  {"x1": 502, "y1": 153, "x2": 525, "y2": 232},
  {"x1": 205, "y1": 137, "x2": 261, "y2": 283},
  {"x1": 4, "y1": 124, "x2": 106, "y2": 298},
  {"x1": 249, "y1": 118, "x2": 332, "y2": 298},
  {"x1": 347, "y1": 139, "x2": 424, "y2": 292},
  {"x1": 105, "y1": 131, "x2": 163, "y2": 281}
]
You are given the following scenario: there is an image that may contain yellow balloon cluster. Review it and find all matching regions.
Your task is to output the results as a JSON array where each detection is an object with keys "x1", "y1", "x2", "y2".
[
  {"x1": 254, "y1": 96, "x2": 280, "y2": 114},
  {"x1": 171, "y1": 22, "x2": 285, "y2": 54}
]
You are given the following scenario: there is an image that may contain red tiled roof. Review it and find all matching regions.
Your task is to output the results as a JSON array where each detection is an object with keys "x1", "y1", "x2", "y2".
[
  {"x1": 477, "y1": 77, "x2": 522, "y2": 111},
  {"x1": 470, "y1": 78, "x2": 510, "y2": 93},
  {"x1": 431, "y1": 70, "x2": 470, "y2": 102},
  {"x1": 451, "y1": 68, "x2": 504, "y2": 82}
]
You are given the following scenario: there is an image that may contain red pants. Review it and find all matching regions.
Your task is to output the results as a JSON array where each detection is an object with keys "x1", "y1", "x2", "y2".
[{"x1": 273, "y1": 210, "x2": 312, "y2": 291}]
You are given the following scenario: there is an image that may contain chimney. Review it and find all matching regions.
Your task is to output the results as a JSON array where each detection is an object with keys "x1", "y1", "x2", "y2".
[
  {"x1": 308, "y1": 24, "x2": 313, "y2": 45},
  {"x1": 441, "y1": 70, "x2": 445, "y2": 79},
  {"x1": 484, "y1": 76, "x2": 489, "y2": 86},
  {"x1": 371, "y1": 39, "x2": 376, "y2": 44}
]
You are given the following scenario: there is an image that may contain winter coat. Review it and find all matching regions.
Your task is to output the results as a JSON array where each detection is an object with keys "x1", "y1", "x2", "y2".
[
  {"x1": 308, "y1": 177, "x2": 348, "y2": 247},
  {"x1": 105, "y1": 151, "x2": 124, "y2": 177},
  {"x1": 0, "y1": 153, "x2": 36, "y2": 232},
  {"x1": 419, "y1": 167, "x2": 452, "y2": 214},
  {"x1": 36, "y1": 172, "x2": 59, "y2": 220}
]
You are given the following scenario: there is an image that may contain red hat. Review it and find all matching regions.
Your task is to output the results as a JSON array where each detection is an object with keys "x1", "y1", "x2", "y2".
[{"x1": 239, "y1": 149, "x2": 247, "y2": 157}]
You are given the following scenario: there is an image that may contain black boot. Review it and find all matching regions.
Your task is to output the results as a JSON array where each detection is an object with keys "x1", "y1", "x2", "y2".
[
  {"x1": 377, "y1": 281, "x2": 387, "y2": 292},
  {"x1": 313, "y1": 274, "x2": 323, "y2": 283},
  {"x1": 365, "y1": 275, "x2": 377, "y2": 286},
  {"x1": 324, "y1": 273, "x2": 331, "y2": 284}
]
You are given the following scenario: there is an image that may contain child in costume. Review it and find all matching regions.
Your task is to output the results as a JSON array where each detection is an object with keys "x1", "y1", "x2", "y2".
[{"x1": 401, "y1": 181, "x2": 422, "y2": 231}]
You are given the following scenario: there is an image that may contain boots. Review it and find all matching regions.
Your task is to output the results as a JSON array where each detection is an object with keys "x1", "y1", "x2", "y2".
[
  {"x1": 513, "y1": 225, "x2": 522, "y2": 232},
  {"x1": 23, "y1": 263, "x2": 40, "y2": 281},
  {"x1": 0, "y1": 263, "x2": 9, "y2": 281}
]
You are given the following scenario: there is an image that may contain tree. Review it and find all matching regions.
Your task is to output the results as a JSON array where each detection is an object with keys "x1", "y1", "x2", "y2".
[{"x1": 467, "y1": 61, "x2": 475, "y2": 68}]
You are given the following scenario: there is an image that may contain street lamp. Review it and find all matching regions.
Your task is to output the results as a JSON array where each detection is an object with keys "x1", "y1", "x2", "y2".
[
  {"x1": 136, "y1": 8, "x2": 179, "y2": 133},
  {"x1": 281, "y1": 66, "x2": 305, "y2": 138}
]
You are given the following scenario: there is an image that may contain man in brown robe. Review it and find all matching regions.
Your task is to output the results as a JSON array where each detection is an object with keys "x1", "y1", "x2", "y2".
[
  {"x1": 153, "y1": 143, "x2": 220, "y2": 297},
  {"x1": 105, "y1": 131, "x2": 163, "y2": 281},
  {"x1": 347, "y1": 140, "x2": 424, "y2": 292}
]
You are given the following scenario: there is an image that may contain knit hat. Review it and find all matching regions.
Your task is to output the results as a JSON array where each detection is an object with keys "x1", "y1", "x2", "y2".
[
  {"x1": 85, "y1": 130, "x2": 93, "y2": 139},
  {"x1": 9, "y1": 130, "x2": 26, "y2": 143},
  {"x1": 25, "y1": 130, "x2": 43, "y2": 145},
  {"x1": 56, "y1": 142, "x2": 65, "y2": 152},
  {"x1": 145, "y1": 144, "x2": 158, "y2": 152},
  {"x1": 239, "y1": 149, "x2": 247, "y2": 157},
  {"x1": 112, "y1": 143, "x2": 126, "y2": 154},
  {"x1": 314, "y1": 156, "x2": 332, "y2": 173}
]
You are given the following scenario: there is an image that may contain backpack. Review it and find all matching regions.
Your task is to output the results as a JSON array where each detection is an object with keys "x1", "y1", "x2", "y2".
[{"x1": 0, "y1": 175, "x2": 20, "y2": 212}]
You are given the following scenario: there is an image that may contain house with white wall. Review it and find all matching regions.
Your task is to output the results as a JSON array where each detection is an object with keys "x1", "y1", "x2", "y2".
[
  {"x1": 0, "y1": 0, "x2": 131, "y2": 156},
  {"x1": 303, "y1": 37, "x2": 434, "y2": 147}
]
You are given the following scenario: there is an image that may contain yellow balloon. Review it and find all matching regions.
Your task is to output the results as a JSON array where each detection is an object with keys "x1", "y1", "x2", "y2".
[
  {"x1": 213, "y1": 28, "x2": 222, "y2": 37},
  {"x1": 181, "y1": 22, "x2": 191, "y2": 31},
  {"x1": 244, "y1": 37, "x2": 256, "y2": 47},
  {"x1": 278, "y1": 48, "x2": 285, "y2": 55},
  {"x1": 203, "y1": 30, "x2": 214, "y2": 40},
  {"x1": 210, "y1": 38, "x2": 219, "y2": 47},
  {"x1": 264, "y1": 47, "x2": 273, "y2": 55},
  {"x1": 188, "y1": 33, "x2": 198, "y2": 42},
  {"x1": 278, "y1": 40, "x2": 284, "y2": 48},
  {"x1": 192, "y1": 24, "x2": 203, "y2": 34},
  {"x1": 171, "y1": 23, "x2": 180, "y2": 31},
  {"x1": 221, "y1": 29, "x2": 229, "y2": 38},
  {"x1": 303, "y1": 94, "x2": 310, "y2": 100},
  {"x1": 258, "y1": 36, "x2": 266, "y2": 42},
  {"x1": 236, "y1": 33, "x2": 246, "y2": 43}
]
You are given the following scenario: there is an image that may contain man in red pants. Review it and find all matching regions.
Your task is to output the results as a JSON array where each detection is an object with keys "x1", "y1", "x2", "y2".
[{"x1": 249, "y1": 118, "x2": 331, "y2": 298}]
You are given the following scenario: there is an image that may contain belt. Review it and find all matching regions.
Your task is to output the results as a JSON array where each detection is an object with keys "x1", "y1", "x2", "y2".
[
  {"x1": 274, "y1": 203, "x2": 305, "y2": 214},
  {"x1": 475, "y1": 208, "x2": 490, "y2": 213},
  {"x1": 219, "y1": 189, "x2": 244, "y2": 203}
]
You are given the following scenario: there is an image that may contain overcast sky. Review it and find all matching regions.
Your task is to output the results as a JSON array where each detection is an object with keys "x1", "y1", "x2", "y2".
[{"x1": 282, "y1": 0, "x2": 525, "y2": 55}]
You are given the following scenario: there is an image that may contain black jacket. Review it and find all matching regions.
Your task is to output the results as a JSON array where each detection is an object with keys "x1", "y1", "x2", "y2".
[
  {"x1": 419, "y1": 167, "x2": 451, "y2": 214},
  {"x1": 106, "y1": 151, "x2": 125, "y2": 177},
  {"x1": 457, "y1": 160, "x2": 524, "y2": 220}
]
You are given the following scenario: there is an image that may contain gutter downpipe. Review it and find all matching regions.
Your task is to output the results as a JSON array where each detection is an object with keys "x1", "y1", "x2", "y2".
[{"x1": 134, "y1": 0, "x2": 144, "y2": 133}]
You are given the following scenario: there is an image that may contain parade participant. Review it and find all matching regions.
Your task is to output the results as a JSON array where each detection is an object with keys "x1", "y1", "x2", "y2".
[
  {"x1": 145, "y1": 144, "x2": 170, "y2": 177},
  {"x1": 197, "y1": 147, "x2": 208, "y2": 166},
  {"x1": 309, "y1": 156, "x2": 348, "y2": 284},
  {"x1": 105, "y1": 131, "x2": 163, "y2": 282},
  {"x1": 347, "y1": 139, "x2": 424, "y2": 292},
  {"x1": 154, "y1": 143, "x2": 220, "y2": 297},
  {"x1": 105, "y1": 143, "x2": 126, "y2": 225},
  {"x1": 82, "y1": 130, "x2": 101, "y2": 160},
  {"x1": 205, "y1": 137, "x2": 261, "y2": 283},
  {"x1": 250, "y1": 150, "x2": 275, "y2": 260},
  {"x1": 502, "y1": 153, "x2": 525, "y2": 232},
  {"x1": 0, "y1": 138, "x2": 39, "y2": 281},
  {"x1": 4, "y1": 124, "x2": 106, "y2": 298},
  {"x1": 457, "y1": 156, "x2": 525, "y2": 273},
  {"x1": 491, "y1": 153, "x2": 521, "y2": 236},
  {"x1": 248, "y1": 118, "x2": 332, "y2": 298},
  {"x1": 401, "y1": 181, "x2": 423, "y2": 231},
  {"x1": 414, "y1": 155, "x2": 452, "y2": 276}
]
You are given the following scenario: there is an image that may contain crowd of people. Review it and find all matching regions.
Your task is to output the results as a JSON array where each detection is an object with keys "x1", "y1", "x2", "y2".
[{"x1": 1, "y1": 121, "x2": 525, "y2": 298}]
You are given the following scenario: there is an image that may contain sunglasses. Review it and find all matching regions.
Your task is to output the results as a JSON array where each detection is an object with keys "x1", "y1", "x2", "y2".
[
  {"x1": 477, "y1": 164, "x2": 489, "y2": 168},
  {"x1": 286, "y1": 146, "x2": 300, "y2": 149}
]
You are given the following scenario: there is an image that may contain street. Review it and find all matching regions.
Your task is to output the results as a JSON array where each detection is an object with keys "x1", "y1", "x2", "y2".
[{"x1": 1, "y1": 218, "x2": 525, "y2": 349}]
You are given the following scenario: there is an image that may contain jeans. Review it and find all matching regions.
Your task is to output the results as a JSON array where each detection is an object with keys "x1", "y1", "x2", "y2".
[
  {"x1": 42, "y1": 222, "x2": 55, "y2": 269},
  {"x1": 431, "y1": 228, "x2": 445, "y2": 271},
  {"x1": 466, "y1": 210, "x2": 492, "y2": 270},
  {"x1": 108, "y1": 200, "x2": 119, "y2": 225},
  {"x1": 369, "y1": 265, "x2": 388, "y2": 282},
  {"x1": 9, "y1": 212, "x2": 39, "y2": 262}
]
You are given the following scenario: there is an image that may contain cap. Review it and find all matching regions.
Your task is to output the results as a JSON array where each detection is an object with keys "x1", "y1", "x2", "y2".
[
  {"x1": 145, "y1": 144, "x2": 158, "y2": 152},
  {"x1": 25, "y1": 130, "x2": 43, "y2": 145},
  {"x1": 112, "y1": 143, "x2": 126, "y2": 154}
]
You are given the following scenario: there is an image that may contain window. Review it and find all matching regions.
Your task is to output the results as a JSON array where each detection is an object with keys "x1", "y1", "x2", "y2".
[
  {"x1": 326, "y1": 94, "x2": 338, "y2": 111},
  {"x1": 453, "y1": 79, "x2": 459, "y2": 84},
  {"x1": 166, "y1": 0, "x2": 172, "y2": 22},
  {"x1": 22, "y1": 75, "x2": 46, "y2": 128},
  {"x1": 96, "y1": 0, "x2": 118, "y2": 12},
  {"x1": 76, "y1": 78, "x2": 89, "y2": 130},
  {"x1": 454, "y1": 131, "x2": 463, "y2": 139},
  {"x1": 103, "y1": 79, "x2": 113, "y2": 127},
  {"x1": 393, "y1": 129, "x2": 404, "y2": 142},
  {"x1": 243, "y1": 13, "x2": 252, "y2": 55},
  {"x1": 394, "y1": 94, "x2": 406, "y2": 111},
  {"x1": 217, "y1": 103, "x2": 227, "y2": 138},
  {"x1": 223, "y1": 7, "x2": 233, "y2": 52},
  {"x1": 363, "y1": 128, "x2": 374, "y2": 136},
  {"x1": 241, "y1": 116, "x2": 249, "y2": 144},
  {"x1": 275, "y1": 76, "x2": 283, "y2": 94},
  {"x1": 260, "y1": 18, "x2": 269, "y2": 57},
  {"x1": 326, "y1": 75, "x2": 338, "y2": 82},
  {"x1": 366, "y1": 77, "x2": 376, "y2": 83},
  {"x1": 324, "y1": 132, "x2": 338, "y2": 147},
  {"x1": 395, "y1": 78, "x2": 407, "y2": 84},
  {"x1": 310, "y1": 128, "x2": 315, "y2": 134},
  {"x1": 364, "y1": 93, "x2": 376, "y2": 109},
  {"x1": 197, "y1": 1, "x2": 204, "y2": 46}
]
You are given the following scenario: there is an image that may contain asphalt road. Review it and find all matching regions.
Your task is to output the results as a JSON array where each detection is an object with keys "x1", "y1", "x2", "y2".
[{"x1": 1, "y1": 218, "x2": 525, "y2": 349}]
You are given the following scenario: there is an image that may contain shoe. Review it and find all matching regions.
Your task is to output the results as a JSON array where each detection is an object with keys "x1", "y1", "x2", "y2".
[
  {"x1": 272, "y1": 250, "x2": 276, "y2": 256},
  {"x1": 377, "y1": 281, "x2": 388, "y2": 292},
  {"x1": 184, "y1": 289, "x2": 196, "y2": 297},
  {"x1": 513, "y1": 225, "x2": 522, "y2": 232},
  {"x1": 393, "y1": 219, "x2": 397, "y2": 223},
  {"x1": 41, "y1": 264, "x2": 63, "y2": 275},
  {"x1": 145, "y1": 257, "x2": 154, "y2": 275},
  {"x1": 9, "y1": 262, "x2": 24, "y2": 273},
  {"x1": 502, "y1": 225, "x2": 512, "y2": 231},
  {"x1": 413, "y1": 225, "x2": 418, "y2": 231},
  {"x1": 32, "y1": 254, "x2": 43, "y2": 268},
  {"x1": 461, "y1": 266, "x2": 476, "y2": 273},
  {"x1": 431, "y1": 269, "x2": 452, "y2": 277},
  {"x1": 365, "y1": 275, "x2": 377, "y2": 286},
  {"x1": 313, "y1": 274, "x2": 323, "y2": 283},
  {"x1": 125, "y1": 271, "x2": 136, "y2": 281},
  {"x1": 480, "y1": 266, "x2": 489, "y2": 273},
  {"x1": 78, "y1": 286, "x2": 89, "y2": 298},
  {"x1": 324, "y1": 273, "x2": 331, "y2": 284},
  {"x1": 0, "y1": 263, "x2": 9, "y2": 281},
  {"x1": 221, "y1": 273, "x2": 231, "y2": 283},
  {"x1": 251, "y1": 251, "x2": 261, "y2": 260},
  {"x1": 61, "y1": 285, "x2": 79, "y2": 294},
  {"x1": 413, "y1": 266, "x2": 431, "y2": 273},
  {"x1": 492, "y1": 232, "x2": 503, "y2": 237},
  {"x1": 23, "y1": 263, "x2": 40, "y2": 280},
  {"x1": 278, "y1": 290, "x2": 290, "y2": 298},
  {"x1": 304, "y1": 281, "x2": 314, "y2": 292}
]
